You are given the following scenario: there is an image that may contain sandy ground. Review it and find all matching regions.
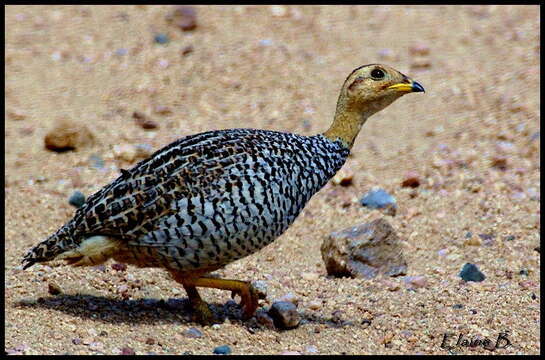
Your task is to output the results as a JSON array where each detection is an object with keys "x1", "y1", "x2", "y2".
[{"x1": 5, "y1": 5, "x2": 540, "y2": 355}]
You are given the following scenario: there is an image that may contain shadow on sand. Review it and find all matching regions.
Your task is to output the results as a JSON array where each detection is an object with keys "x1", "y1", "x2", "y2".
[{"x1": 15, "y1": 293, "x2": 358, "y2": 331}]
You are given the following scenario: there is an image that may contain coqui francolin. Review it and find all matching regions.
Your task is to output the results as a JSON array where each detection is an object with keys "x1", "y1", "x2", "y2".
[{"x1": 22, "y1": 64, "x2": 424, "y2": 324}]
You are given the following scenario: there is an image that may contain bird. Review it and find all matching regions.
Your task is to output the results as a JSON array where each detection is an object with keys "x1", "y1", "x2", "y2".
[{"x1": 22, "y1": 64, "x2": 424, "y2": 324}]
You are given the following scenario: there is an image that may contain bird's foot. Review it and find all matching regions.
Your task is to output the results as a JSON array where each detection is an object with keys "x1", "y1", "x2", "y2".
[
  {"x1": 230, "y1": 282, "x2": 259, "y2": 320},
  {"x1": 191, "y1": 300, "x2": 221, "y2": 325}
]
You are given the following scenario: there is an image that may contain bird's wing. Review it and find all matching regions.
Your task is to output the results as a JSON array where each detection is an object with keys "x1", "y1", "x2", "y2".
[{"x1": 70, "y1": 129, "x2": 289, "y2": 241}]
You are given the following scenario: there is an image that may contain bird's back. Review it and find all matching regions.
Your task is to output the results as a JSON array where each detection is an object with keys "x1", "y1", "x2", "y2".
[{"x1": 23, "y1": 128, "x2": 349, "y2": 271}]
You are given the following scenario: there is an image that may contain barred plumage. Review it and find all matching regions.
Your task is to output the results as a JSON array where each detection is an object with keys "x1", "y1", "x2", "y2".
[{"x1": 22, "y1": 64, "x2": 424, "y2": 322}]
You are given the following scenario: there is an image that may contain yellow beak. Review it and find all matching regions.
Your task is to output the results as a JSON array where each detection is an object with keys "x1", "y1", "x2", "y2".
[{"x1": 388, "y1": 80, "x2": 425, "y2": 93}]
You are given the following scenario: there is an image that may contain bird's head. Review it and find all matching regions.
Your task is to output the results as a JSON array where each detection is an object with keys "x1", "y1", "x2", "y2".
[
  {"x1": 340, "y1": 63, "x2": 425, "y2": 118},
  {"x1": 324, "y1": 64, "x2": 425, "y2": 148}
]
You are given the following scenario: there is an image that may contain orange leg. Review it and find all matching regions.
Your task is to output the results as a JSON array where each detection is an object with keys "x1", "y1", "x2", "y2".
[{"x1": 169, "y1": 270, "x2": 260, "y2": 323}]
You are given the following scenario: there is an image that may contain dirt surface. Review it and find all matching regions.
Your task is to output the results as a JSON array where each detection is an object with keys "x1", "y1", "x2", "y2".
[{"x1": 5, "y1": 5, "x2": 540, "y2": 355}]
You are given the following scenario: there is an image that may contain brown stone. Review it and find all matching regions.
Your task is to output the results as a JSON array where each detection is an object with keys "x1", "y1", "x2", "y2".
[
  {"x1": 133, "y1": 111, "x2": 158, "y2": 130},
  {"x1": 401, "y1": 171, "x2": 420, "y2": 188},
  {"x1": 320, "y1": 218, "x2": 407, "y2": 279},
  {"x1": 167, "y1": 6, "x2": 197, "y2": 32},
  {"x1": 44, "y1": 118, "x2": 95, "y2": 152}
]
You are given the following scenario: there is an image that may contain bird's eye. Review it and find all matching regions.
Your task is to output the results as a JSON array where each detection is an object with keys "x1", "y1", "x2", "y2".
[{"x1": 370, "y1": 68, "x2": 385, "y2": 80}]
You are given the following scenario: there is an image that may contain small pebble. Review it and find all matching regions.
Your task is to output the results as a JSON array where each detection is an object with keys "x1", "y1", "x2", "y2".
[
  {"x1": 463, "y1": 235, "x2": 482, "y2": 246},
  {"x1": 256, "y1": 309, "x2": 276, "y2": 329},
  {"x1": 383, "y1": 280, "x2": 400, "y2": 291},
  {"x1": 154, "y1": 33, "x2": 169, "y2": 44},
  {"x1": 153, "y1": 105, "x2": 173, "y2": 115},
  {"x1": 409, "y1": 42, "x2": 430, "y2": 56},
  {"x1": 519, "y1": 280, "x2": 537, "y2": 289},
  {"x1": 111, "y1": 263, "x2": 127, "y2": 271},
  {"x1": 269, "y1": 301, "x2": 300, "y2": 329},
  {"x1": 452, "y1": 304, "x2": 464, "y2": 309},
  {"x1": 183, "y1": 327, "x2": 203, "y2": 338},
  {"x1": 12, "y1": 344, "x2": 28, "y2": 353},
  {"x1": 305, "y1": 345, "x2": 318, "y2": 354},
  {"x1": 478, "y1": 233, "x2": 495, "y2": 246},
  {"x1": 276, "y1": 292, "x2": 299, "y2": 306},
  {"x1": 401, "y1": 171, "x2": 421, "y2": 188},
  {"x1": 459, "y1": 263, "x2": 486, "y2": 282},
  {"x1": 133, "y1": 111, "x2": 158, "y2": 130},
  {"x1": 168, "y1": 6, "x2": 198, "y2": 31},
  {"x1": 68, "y1": 191, "x2": 86, "y2": 208},
  {"x1": 360, "y1": 188, "x2": 397, "y2": 214},
  {"x1": 490, "y1": 156, "x2": 508, "y2": 170},
  {"x1": 519, "y1": 269, "x2": 529, "y2": 276},
  {"x1": 213, "y1": 345, "x2": 232, "y2": 355},
  {"x1": 145, "y1": 337, "x2": 155, "y2": 345},
  {"x1": 48, "y1": 282, "x2": 62, "y2": 295},
  {"x1": 437, "y1": 248, "x2": 449, "y2": 257},
  {"x1": 181, "y1": 45, "x2": 194, "y2": 56},
  {"x1": 331, "y1": 168, "x2": 354, "y2": 186},
  {"x1": 331, "y1": 310, "x2": 343, "y2": 324},
  {"x1": 121, "y1": 347, "x2": 135, "y2": 355},
  {"x1": 251, "y1": 280, "x2": 268, "y2": 299},
  {"x1": 72, "y1": 338, "x2": 82, "y2": 345},
  {"x1": 307, "y1": 300, "x2": 322, "y2": 310},
  {"x1": 117, "y1": 284, "x2": 129, "y2": 295}
]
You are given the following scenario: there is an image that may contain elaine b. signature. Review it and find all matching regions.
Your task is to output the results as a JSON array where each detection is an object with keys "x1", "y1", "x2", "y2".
[{"x1": 440, "y1": 332, "x2": 511, "y2": 351}]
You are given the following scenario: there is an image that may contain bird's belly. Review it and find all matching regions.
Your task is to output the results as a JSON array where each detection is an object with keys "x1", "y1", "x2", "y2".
[{"x1": 127, "y1": 179, "x2": 311, "y2": 271}]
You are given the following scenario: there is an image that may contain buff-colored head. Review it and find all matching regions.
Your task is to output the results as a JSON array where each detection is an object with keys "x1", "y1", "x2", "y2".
[{"x1": 324, "y1": 64, "x2": 424, "y2": 148}]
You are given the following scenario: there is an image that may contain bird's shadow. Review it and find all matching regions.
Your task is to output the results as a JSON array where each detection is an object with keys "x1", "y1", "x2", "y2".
[{"x1": 15, "y1": 294, "x2": 357, "y2": 331}]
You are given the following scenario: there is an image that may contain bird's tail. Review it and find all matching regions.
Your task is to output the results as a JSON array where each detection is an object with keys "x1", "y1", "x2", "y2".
[{"x1": 22, "y1": 223, "x2": 78, "y2": 270}]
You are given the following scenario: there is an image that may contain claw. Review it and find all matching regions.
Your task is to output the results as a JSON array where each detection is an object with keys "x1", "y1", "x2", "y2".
[
  {"x1": 192, "y1": 301, "x2": 220, "y2": 325},
  {"x1": 239, "y1": 284, "x2": 259, "y2": 319}
]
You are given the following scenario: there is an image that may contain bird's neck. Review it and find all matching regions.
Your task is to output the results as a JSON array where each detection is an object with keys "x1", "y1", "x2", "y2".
[{"x1": 322, "y1": 99, "x2": 369, "y2": 149}]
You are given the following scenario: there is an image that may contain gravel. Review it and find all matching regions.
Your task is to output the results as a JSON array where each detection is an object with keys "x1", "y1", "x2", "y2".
[{"x1": 459, "y1": 263, "x2": 486, "y2": 282}]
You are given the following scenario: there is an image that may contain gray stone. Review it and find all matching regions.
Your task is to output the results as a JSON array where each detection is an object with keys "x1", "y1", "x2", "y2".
[
  {"x1": 360, "y1": 188, "x2": 397, "y2": 216},
  {"x1": 68, "y1": 191, "x2": 86, "y2": 208},
  {"x1": 213, "y1": 345, "x2": 231, "y2": 355},
  {"x1": 268, "y1": 301, "x2": 300, "y2": 329},
  {"x1": 182, "y1": 327, "x2": 203, "y2": 338},
  {"x1": 459, "y1": 263, "x2": 486, "y2": 282}
]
